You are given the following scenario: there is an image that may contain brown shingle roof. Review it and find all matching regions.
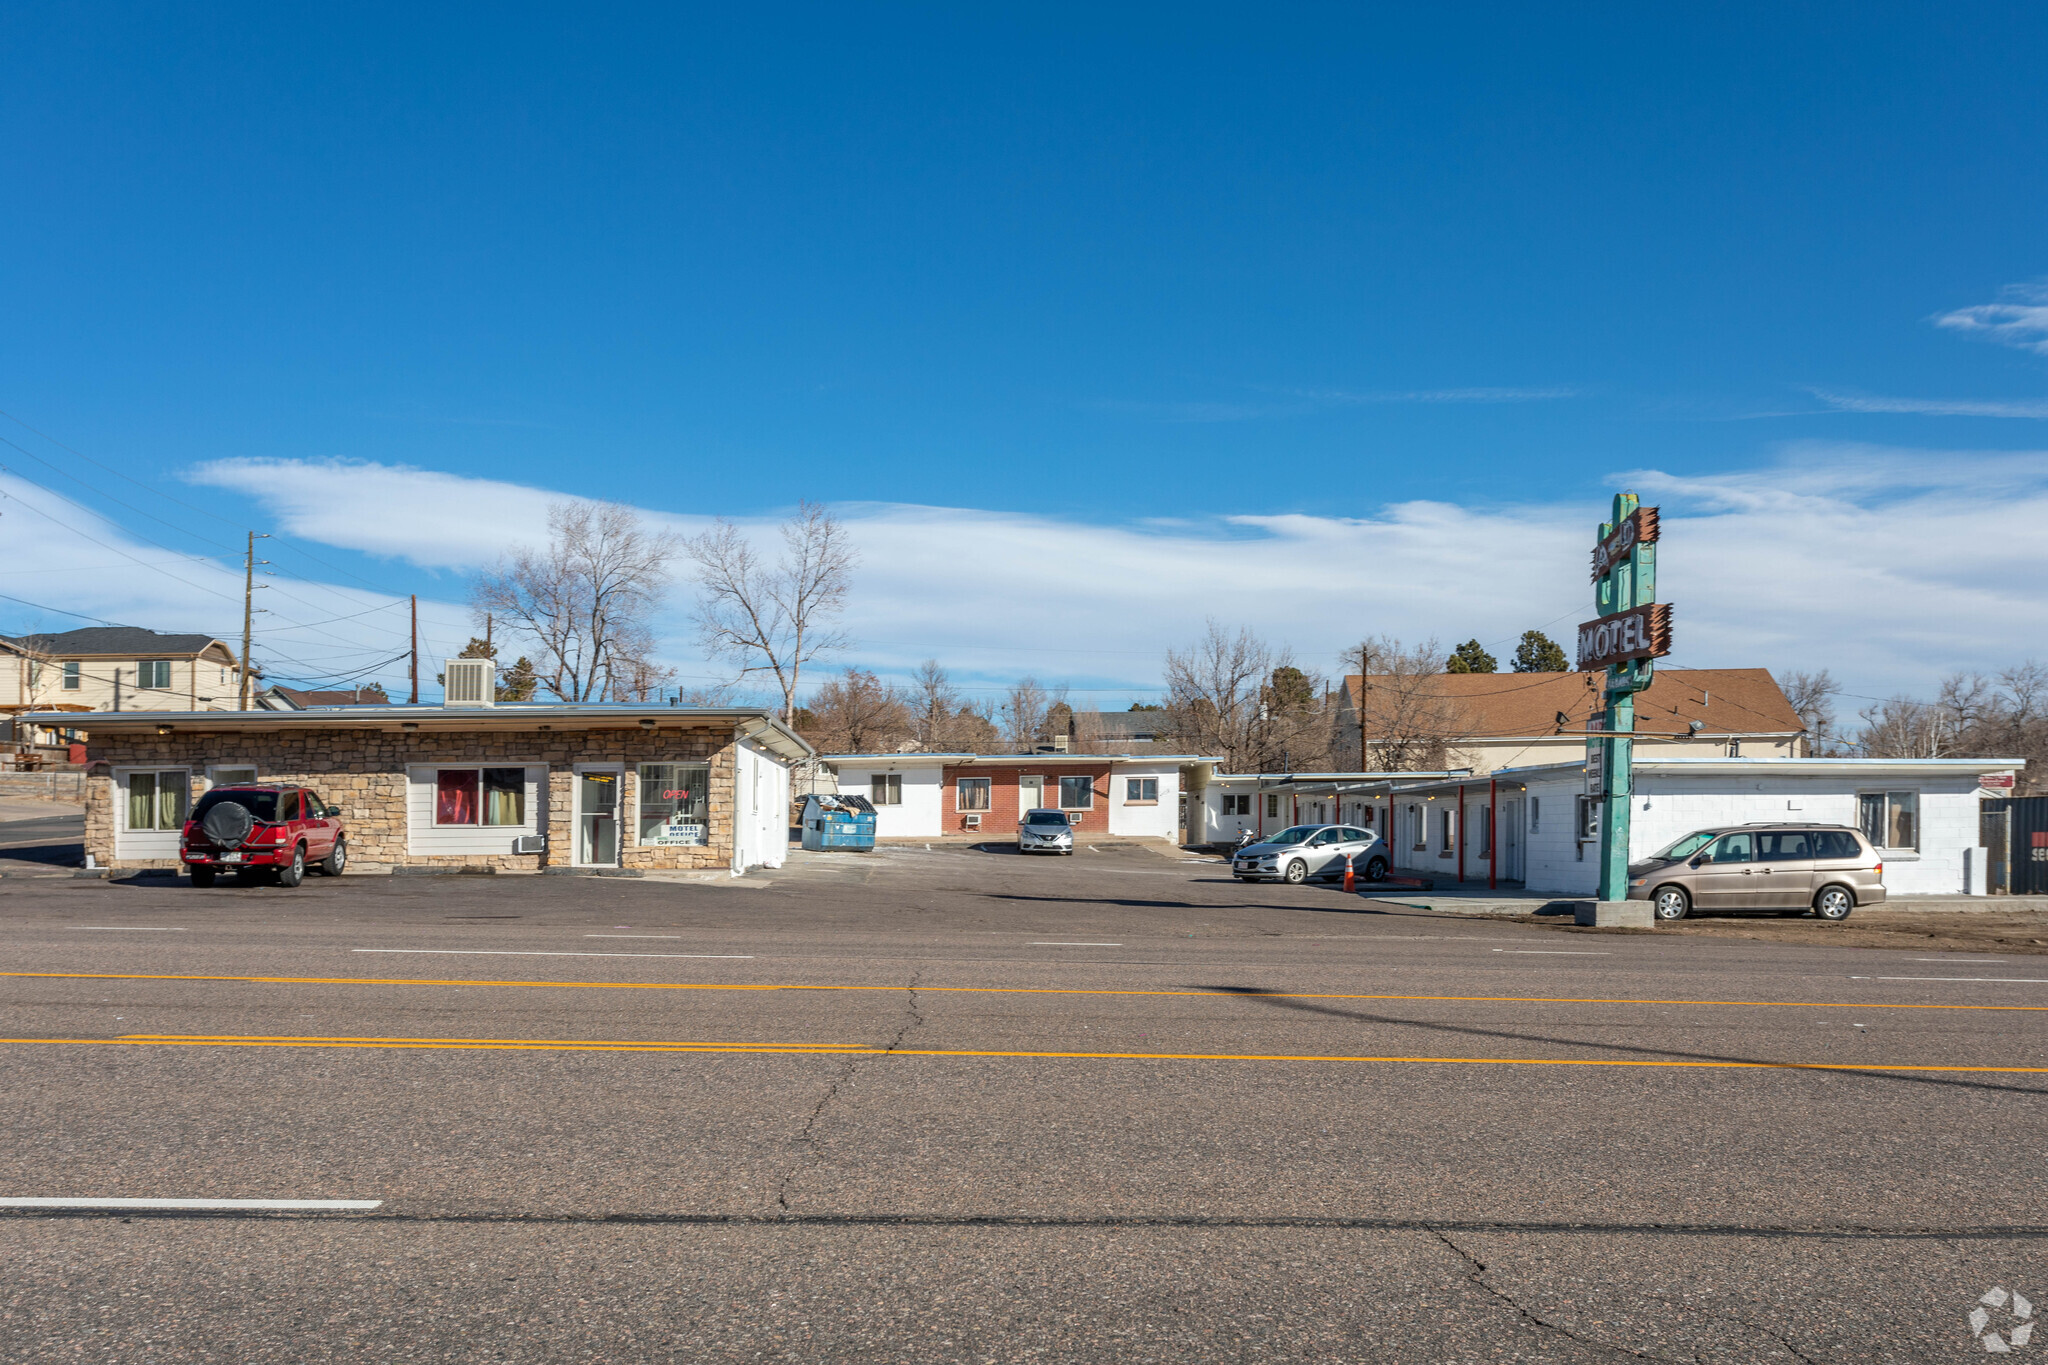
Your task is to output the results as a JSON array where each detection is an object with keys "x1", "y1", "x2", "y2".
[{"x1": 1341, "y1": 668, "x2": 1805, "y2": 739}]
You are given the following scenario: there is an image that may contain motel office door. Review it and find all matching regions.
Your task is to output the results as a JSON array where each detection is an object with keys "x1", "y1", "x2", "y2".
[
  {"x1": 1019, "y1": 775, "x2": 1044, "y2": 813},
  {"x1": 575, "y1": 768, "x2": 621, "y2": 867}
]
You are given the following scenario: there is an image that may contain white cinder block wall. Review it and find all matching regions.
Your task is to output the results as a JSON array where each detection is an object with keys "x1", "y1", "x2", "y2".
[
  {"x1": 1108, "y1": 763, "x2": 1182, "y2": 839},
  {"x1": 1512, "y1": 769, "x2": 1987, "y2": 897},
  {"x1": 831, "y1": 763, "x2": 946, "y2": 838}
]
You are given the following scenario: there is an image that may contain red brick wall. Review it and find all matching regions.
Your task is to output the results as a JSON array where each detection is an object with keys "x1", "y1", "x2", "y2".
[{"x1": 940, "y1": 764, "x2": 1110, "y2": 834}]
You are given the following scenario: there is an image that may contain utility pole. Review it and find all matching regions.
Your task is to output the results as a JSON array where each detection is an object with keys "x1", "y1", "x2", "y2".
[
  {"x1": 239, "y1": 532, "x2": 270, "y2": 710},
  {"x1": 1356, "y1": 642, "x2": 1370, "y2": 773},
  {"x1": 409, "y1": 595, "x2": 419, "y2": 704}
]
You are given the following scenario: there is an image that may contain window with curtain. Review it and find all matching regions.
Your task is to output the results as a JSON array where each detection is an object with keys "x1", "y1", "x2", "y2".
[
  {"x1": 126, "y1": 770, "x2": 188, "y2": 831},
  {"x1": 638, "y1": 763, "x2": 709, "y2": 844},
  {"x1": 870, "y1": 773, "x2": 902, "y2": 806},
  {"x1": 1858, "y1": 791, "x2": 1919, "y2": 850},
  {"x1": 435, "y1": 770, "x2": 479, "y2": 824},
  {"x1": 956, "y1": 777, "x2": 991, "y2": 811}
]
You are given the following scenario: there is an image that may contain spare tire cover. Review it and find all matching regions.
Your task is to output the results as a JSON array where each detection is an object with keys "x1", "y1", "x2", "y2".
[{"x1": 201, "y1": 800, "x2": 255, "y2": 849}]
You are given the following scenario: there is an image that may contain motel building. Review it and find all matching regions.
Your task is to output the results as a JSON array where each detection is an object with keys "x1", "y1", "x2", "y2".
[
  {"x1": 1368, "y1": 756, "x2": 2023, "y2": 898},
  {"x1": 824, "y1": 752, "x2": 1220, "y2": 841},
  {"x1": 42, "y1": 693, "x2": 811, "y2": 876}
]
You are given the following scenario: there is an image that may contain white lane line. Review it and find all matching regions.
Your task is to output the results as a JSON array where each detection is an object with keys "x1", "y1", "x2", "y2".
[
  {"x1": 1910, "y1": 958, "x2": 2006, "y2": 963},
  {"x1": 584, "y1": 934, "x2": 685, "y2": 940},
  {"x1": 1029, "y1": 942, "x2": 1123, "y2": 947},
  {"x1": 1851, "y1": 975, "x2": 2048, "y2": 984},
  {"x1": 71, "y1": 927, "x2": 187, "y2": 932},
  {"x1": 0, "y1": 1198, "x2": 382, "y2": 1210},
  {"x1": 351, "y1": 950, "x2": 754, "y2": 960},
  {"x1": 1491, "y1": 949, "x2": 1611, "y2": 956}
]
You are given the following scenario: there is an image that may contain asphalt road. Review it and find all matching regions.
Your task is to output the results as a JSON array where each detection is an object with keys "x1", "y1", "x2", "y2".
[{"x1": 3, "y1": 841, "x2": 2045, "y2": 1361}]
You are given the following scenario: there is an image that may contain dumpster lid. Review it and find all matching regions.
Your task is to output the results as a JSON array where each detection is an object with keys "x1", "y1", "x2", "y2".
[{"x1": 804, "y1": 792, "x2": 876, "y2": 815}]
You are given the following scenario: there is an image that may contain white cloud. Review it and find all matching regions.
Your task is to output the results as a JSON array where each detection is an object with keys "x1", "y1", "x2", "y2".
[
  {"x1": 1935, "y1": 282, "x2": 2048, "y2": 356},
  {"x1": 158, "y1": 446, "x2": 2048, "y2": 703},
  {"x1": 1809, "y1": 387, "x2": 2048, "y2": 419}
]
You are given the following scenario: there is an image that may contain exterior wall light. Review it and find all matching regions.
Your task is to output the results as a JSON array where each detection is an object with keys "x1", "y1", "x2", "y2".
[
  {"x1": 401, "y1": 722, "x2": 419, "y2": 732},
  {"x1": 639, "y1": 718, "x2": 656, "y2": 729},
  {"x1": 155, "y1": 725, "x2": 173, "y2": 736}
]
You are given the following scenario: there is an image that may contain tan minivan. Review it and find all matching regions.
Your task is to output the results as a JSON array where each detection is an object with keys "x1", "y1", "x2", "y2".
[{"x1": 1627, "y1": 823, "x2": 1885, "y2": 922}]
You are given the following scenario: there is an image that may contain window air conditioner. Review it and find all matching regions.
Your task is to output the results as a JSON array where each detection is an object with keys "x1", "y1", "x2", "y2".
[
  {"x1": 514, "y1": 834, "x2": 546, "y2": 854},
  {"x1": 963, "y1": 813, "x2": 982, "y2": 828},
  {"x1": 443, "y1": 658, "x2": 495, "y2": 707}
]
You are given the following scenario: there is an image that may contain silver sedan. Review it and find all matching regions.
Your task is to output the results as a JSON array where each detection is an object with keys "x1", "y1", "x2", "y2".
[{"x1": 1231, "y1": 824, "x2": 1388, "y2": 884}]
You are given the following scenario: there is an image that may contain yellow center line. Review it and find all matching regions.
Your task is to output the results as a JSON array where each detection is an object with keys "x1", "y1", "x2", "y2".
[
  {"x1": 0, "y1": 1032, "x2": 2038, "y2": 1074},
  {"x1": 3, "y1": 969, "x2": 2046, "y2": 1014}
]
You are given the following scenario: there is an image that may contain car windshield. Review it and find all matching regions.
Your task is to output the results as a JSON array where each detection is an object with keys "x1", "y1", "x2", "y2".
[
  {"x1": 1651, "y1": 831, "x2": 1717, "y2": 860},
  {"x1": 193, "y1": 789, "x2": 280, "y2": 823},
  {"x1": 1025, "y1": 811, "x2": 1069, "y2": 826},
  {"x1": 1261, "y1": 826, "x2": 1318, "y2": 846}
]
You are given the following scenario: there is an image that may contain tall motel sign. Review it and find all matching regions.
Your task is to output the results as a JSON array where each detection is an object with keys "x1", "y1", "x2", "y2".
[{"x1": 1577, "y1": 493, "x2": 1675, "y2": 903}]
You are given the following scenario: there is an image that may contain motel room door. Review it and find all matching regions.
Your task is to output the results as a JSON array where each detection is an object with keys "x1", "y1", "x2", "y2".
[
  {"x1": 1019, "y1": 775, "x2": 1044, "y2": 813},
  {"x1": 1501, "y1": 799, "x2": 1525, "y2": 882},
  {"x1": 574, "y1": 767, "x2": 621, "y2": 867}
]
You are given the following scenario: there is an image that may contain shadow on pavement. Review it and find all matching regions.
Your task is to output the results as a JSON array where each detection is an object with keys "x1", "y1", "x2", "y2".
[{"x1": 1190, "y1": 983, "x2": 2048, "y2": 1098}]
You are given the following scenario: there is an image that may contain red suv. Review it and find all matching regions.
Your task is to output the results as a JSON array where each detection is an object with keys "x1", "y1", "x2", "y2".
[{"x1": 181, "y1": 784, "x2": 347, "y2": 887}]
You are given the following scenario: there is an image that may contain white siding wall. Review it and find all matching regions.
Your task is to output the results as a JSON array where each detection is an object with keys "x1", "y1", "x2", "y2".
[
  {"x1": 112, "y1": 766, "x2": 190, "y2": 862},
  {"x1": 405, "y1": 763, "x2": 547, "y2": 857},
  {"x1": 732, "y1": 738, "x2": 792, "y2": 872},
  {"x1": 1108, "y1": 763, "x2": 1181, "y2": 839},
  {"x1": 1204, "y1": 782, "x2": 1260, "y2": 845},
  {"x1": 832, "y1": 764, "x2": 946, "y2": 838}
]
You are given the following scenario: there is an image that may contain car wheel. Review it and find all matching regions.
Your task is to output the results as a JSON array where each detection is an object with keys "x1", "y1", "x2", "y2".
[
  {"x1": 1283, "y1": 859, "x2": 1308, "y2": 884},
  {"x1": 320, "y1": 838, "x2": 347, "y2": 877},
  {"x1": 1365, "y1": 856, "x2": 1388, "y2": 882},
  {"x1": 190, "y1": 868, "x2": 215, "y2": 888},
  {"x1": 1815, "y1": 885, "x2": 1855, "y2": 921},
  {"x1": 1652, "y1": 886, "x2": 1690, "y2": 921},
  {"x1": 277, "y1": 844, "x2": 306, "y2": 888}
]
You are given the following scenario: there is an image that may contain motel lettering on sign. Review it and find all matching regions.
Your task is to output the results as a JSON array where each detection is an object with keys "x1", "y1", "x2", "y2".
[{"x1": 1575, "y1": 603, "x2": 1673, "y2": 671}]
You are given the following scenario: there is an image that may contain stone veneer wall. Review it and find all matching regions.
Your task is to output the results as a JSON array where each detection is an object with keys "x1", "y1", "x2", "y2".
[{"x1": 84, "y1": 725, "x2": 738, "y2": 872}]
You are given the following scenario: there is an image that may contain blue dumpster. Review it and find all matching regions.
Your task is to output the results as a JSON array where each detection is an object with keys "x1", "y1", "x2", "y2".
[{"x1": 800, "y1": 793, "x2": 877, "y2": 851}]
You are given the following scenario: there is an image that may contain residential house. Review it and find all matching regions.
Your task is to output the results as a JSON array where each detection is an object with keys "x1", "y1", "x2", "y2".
[
  {"x1": 1333, "y1": 667, "x2": 1808, "y2": 774},
  {"x1": 2, "y1": 627, "x2": 253, "y2": 762},
  {"x1": 256, "y1": 684, "x2": 391, "y2": 710}
]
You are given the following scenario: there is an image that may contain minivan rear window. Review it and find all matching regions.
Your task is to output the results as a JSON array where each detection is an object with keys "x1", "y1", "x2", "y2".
[
  {"x1": 1758, "y1": 831, "x2": 1813, "y2": 860},
  {"x1": 193, "y1": 789, "x2": 279, "y2": 823},
  {"x1": 1813, "y1": 830, "x2": 1863, "y2": 859}
]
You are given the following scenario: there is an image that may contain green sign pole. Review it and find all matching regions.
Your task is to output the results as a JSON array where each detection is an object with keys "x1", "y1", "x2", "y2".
[{"x1": 1594, "y1": 492, "x2": 1656, "y2": 903}]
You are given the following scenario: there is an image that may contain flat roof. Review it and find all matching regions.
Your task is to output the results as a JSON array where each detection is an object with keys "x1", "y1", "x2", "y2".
[
  {"x1": 1374, "y1": 756, "x2": 2026, "y2": 791},
  {"x1": 24, "y1": 704, "x2": 815, "y2": 762},
  {"x1": 825, "y1": 752, "x2": 1222, "y2": 766}
]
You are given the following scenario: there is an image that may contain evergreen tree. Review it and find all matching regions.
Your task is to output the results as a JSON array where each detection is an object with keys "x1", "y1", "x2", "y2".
[
  {"x1": 1445, "y1": 639, "x2": 1497, "y2": 674},
  {"x1": 1510, "y1": 630, "x2": 1569, "y2": 673}
]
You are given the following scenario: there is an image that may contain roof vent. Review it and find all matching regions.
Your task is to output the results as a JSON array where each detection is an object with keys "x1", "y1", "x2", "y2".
[{"x1": 442, "y1": 658, "x2": 495, "y2": 708}]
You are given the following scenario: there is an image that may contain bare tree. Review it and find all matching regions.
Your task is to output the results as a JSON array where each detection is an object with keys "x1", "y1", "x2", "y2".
[
  {"x1": 1000, "y1": 676, "x2": 1066, "y2": 750},
  {"x1": 1779, "y1": 669, "x2": 1843, "y2": 756},
  {"x1": 685, "y1": 502, "x2": 858, "y2": 722},
  {"x1": 1858, "y1": 695, "x2": 1957, "y2": 759},
  {"x1": 800, "y1": 668, "x2": 911, "y2": 753},
  {"x1": 907, "y1": 659, "x2": 965, "y2": 751},
  {"x1": 1159, "y1": 622, "x2": 1329, "y2": 771},
  {"x1": 471, "y1": 501, "x2": 682, "y2": 703},
  {"x1": 1341, "y1": 635, "x2": 1467, "y2": 772}
]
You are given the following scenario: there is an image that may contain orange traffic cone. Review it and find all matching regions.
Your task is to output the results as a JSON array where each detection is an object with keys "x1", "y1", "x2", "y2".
[{"x1": 1343, "y1": 855, "x2": 1355, "y2": 894}]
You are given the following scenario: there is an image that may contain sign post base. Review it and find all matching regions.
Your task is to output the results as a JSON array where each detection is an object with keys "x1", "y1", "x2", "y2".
[{"x1": 1573, "y1": 899, "x2": 1654, "y2": 929}]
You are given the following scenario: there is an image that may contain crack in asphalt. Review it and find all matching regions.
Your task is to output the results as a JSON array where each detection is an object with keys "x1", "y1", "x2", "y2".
[
  {"x1": 1717, "y1": 1312, "x2": 1820, "y2": 1365},
  {"x1": 773, "y1": 971, "x2": 923, "y2": 1213},
  {"x1": 1428, "y1": 1226, "x2": 1681, "y2": 1363}
]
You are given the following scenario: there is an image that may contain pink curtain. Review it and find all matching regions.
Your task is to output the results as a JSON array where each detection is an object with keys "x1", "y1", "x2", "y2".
[{"x1": 436, "y1": 770, "x2": 478, "y2": 824}]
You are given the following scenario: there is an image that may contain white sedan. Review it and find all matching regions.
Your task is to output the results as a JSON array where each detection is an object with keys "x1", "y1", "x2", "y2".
[{"x1": 1231, "y1": 824, "x2": 1388, "y2": 884}]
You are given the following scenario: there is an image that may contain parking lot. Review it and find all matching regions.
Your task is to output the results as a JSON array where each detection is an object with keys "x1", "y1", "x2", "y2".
[{"x1": 4, "y1": 834, "x2": 2047, "y2": 1361}]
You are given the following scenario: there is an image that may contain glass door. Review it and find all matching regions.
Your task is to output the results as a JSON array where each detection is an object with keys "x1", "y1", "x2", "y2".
[{"x1": 575, "y1": 770, "x2": 620, "y2": 866}]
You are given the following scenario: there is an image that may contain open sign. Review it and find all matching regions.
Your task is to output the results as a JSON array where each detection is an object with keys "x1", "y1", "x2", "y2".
[{"x1": 661, "y1": 789, "x2": 693, "y2": 800}]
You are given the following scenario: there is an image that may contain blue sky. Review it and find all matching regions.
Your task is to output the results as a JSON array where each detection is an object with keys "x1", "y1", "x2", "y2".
[{"x1": 4, "y1": 4, "x2": 2047, "y2": 705}]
